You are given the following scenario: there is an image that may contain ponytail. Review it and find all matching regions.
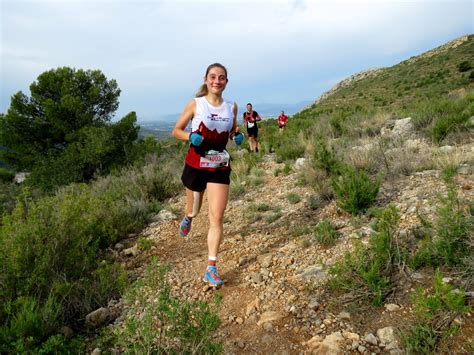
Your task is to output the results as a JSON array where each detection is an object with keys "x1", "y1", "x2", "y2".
[{"x1": 195, "y1": 83, "x2": 208, "y2": 97}]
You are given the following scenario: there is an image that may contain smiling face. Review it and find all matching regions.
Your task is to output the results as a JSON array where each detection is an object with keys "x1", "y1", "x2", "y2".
[{"x1": 205, "y1": 66, "x2": 228, "y2": 95}]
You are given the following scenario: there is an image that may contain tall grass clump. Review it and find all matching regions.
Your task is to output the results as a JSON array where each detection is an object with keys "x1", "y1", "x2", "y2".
[
  {"x1": 331, "y1": 166, "x2": 381, "y2": 215},
  {"x1": 0, "y1": 182, "x2": 20, "y2": 222},
  {"x1": 312, "y1": 138, "x2": 342, "y2": 176},
  {"x1": 275, "y1": 136, "x2": 305, "y2": 162},
  {"x1": 406, "y1": 93, "x2": 474, "y2": 142},
  {"x1": 329, "y1": 205, "x2": 404, "y2": 305},
  {"x1": 313, "y1": 220, "x2": 340, "y2": 245},
  {"x1": 0, "y1": 167, "x2": 14, "y2": 183},
  {"x1": 404, "y1": 270, "x2": 470, "y2": 354},
  {"x1": 412, "y1": 187, "x2": 473, "y2": 269},
  {"x1": 229, "y1": 151, "x2": 262, "y2": 199},
  {"x1": 97, "y1": 258, "x2": 222, "y2": 354},
  {"x1": 0, "y1": 161, "x2": 179, "y2": 352}
]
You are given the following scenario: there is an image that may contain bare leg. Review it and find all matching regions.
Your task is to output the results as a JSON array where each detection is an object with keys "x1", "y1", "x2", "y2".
[
  {"x1": 206, "y1": 183, "x2": 229, "y2": 257},
  {"x1": 248, "y1": 136, "x2": 255, "y2": 152},
  {"x1": 185, "y1": 187, "x2": 204, "y2": 216}
]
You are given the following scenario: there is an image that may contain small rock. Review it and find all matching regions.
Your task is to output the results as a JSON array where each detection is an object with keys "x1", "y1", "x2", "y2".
[
  {"x1": 257, "y1": 311, "x2": 284, "y2": 326},
  {"x1": 122, "y1": 244, "x2": 139, "y2": 257},
  {"x1": 343, "y1": 331, "x2": 360, "y2": 341},
  {"x1": 438, "y1": 145, "x2": 455, "y2": 154},
  {"x1": 442, "y1": 277, "x2": 453, "y2": 284},
  {"x1": 377, "y1": 326, "x2": 398, "y2": 346},
  {"x1": 263, "y1": 322, "x2": 274, "y2": 332},
  {"x1": 86, "y1": 307, "x2": 110, "y2": 328},
  {"x1": 295, "y1": 157, "x2": 307, "y2": 169},
  {"x1": 257, "y1": 253, "x2": 273, "y2": 268},
  {"x1": 308, "y1": 298, "x2": 320, "y2": 310},
  {"x1": 338, "y1": 311, "x2": 351, "y2": 320},
  {"x1": 91, "y1": 348, "x2": 101, "y2": 355},
  {"x1": 114, "y1": 243, "x2": 124, "y2": 250},
  {"x1": 60, "y1": 325, "x2": 74, "y2": 338},
  {"x1": 384, "y1": 304, "x2": 401, "y2": 312},
  {"x1": 152, "y1": 209, "x2": 177, "y2": 222},
  {"x1": 363, "y1": 333, "x2": 378, "y2": 346}
]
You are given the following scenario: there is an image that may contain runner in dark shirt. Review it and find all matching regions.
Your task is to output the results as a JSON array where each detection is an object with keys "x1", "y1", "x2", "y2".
[{"x1": 242, "y1": 103, "x2": 262, "y2": 152}]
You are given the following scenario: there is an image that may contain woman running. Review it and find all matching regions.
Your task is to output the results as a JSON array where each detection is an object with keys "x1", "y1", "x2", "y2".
[{"x1": 172, "y1": 63, "x2": 243, "y2": 287}]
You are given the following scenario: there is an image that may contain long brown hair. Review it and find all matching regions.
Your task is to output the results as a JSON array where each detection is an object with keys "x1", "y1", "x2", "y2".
[{"x1": 195, "y1": 63, "x2": 228, "y2": 97}]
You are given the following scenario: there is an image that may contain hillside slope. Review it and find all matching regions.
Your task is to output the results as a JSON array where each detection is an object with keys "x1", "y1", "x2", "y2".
[
  {"x1": 312, "y1": 34, "x2": 474, "y2": 113},
  {"x1": 92, "y1": 143, "x2": 473, "y2": 353}
]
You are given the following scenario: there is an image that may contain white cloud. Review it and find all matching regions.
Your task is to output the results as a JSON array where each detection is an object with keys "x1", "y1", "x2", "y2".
[{"x1": 1, "y1": 0, "x2": 472, "y2": 118}]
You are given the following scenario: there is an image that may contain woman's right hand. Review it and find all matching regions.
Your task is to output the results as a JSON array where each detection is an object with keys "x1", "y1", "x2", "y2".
[{"x1": 189, "y1": 132, "x2": 203, "y2": 146}]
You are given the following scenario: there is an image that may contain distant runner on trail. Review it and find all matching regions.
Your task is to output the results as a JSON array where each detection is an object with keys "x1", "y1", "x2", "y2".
[
  {"x1": 277, "y1": 110, "x2": 288, "y2": 133},
  {"x1": 243, "y1": 103, "x2": 262, "y2": 153},
  {"x1": 172, "y1": 63, "x2": 244, "y2": 287}
]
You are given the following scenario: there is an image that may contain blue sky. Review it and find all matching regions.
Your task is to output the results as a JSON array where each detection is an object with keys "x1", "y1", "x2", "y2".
[{"x1": 1, "y1": 0, "x2": 472, "y2": 121}]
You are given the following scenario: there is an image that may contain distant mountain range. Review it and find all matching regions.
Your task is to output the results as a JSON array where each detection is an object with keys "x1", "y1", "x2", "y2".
[
  {"x1": 136, "y1": 100, "x2": 313, "y2": 140},
  {"x1": 243, "y1": 100, "x2": 313, "y2": 117}
]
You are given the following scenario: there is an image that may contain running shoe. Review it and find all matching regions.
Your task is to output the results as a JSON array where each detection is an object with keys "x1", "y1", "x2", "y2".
[
  {"x1": 203, "y1": 265, "x2": 224, "y2": 286},
  {"x1": 179, "y1": 216, "x2": 192, "y2": 238}
]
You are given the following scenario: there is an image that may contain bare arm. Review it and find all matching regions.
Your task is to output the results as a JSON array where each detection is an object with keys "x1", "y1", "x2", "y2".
[
  {"x1": 256, "y1": 112, "x2": 262, "y2": 121},
  {"x1": 172, "y1": 99, "x2": 196, "y2": 141},
  {"x1": 231, "y1": 102, "x2": 239, "y2": 136}
]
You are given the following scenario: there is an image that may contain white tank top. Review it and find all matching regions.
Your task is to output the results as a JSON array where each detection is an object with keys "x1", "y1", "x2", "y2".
[
  {"x1": 184, "y1": 96, "x2": 235, "y2": 170},
  {"x1": 192, "y1": 96, "x2": 234, "y2": 134}
]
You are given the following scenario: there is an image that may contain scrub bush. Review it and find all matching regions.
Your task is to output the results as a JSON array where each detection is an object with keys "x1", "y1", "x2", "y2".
[{"x1": 331, "y1": 166, "x2": 381, "y2": 215}]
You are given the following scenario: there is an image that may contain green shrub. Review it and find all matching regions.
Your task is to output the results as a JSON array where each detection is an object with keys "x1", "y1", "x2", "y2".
[
  {"x1": 0, "y1": 168, "x2": 14, "y2": 183},
  {"x1": 99, "y1": 259, "x2": 222, "y2": 353},
  {"x1": 406, "y1": 94, "x2": 473, "y2": 141},
  {"x1": 0, "y1": 182, "x2": 21, "y2": 220},
  {"x1": 37, "y1": 335, "x2": 85, "y2": 355},
  {"x1": 253, "y1": 203, "x2": 271, "y2": 212},
  {"x1": 329, "y1": 205, "x2": 402, "y2": 305},
  {"x1": 312, "y1": 139, "x2": 341, "y2": 175},
  {"x1": 275, "y1": 140, "x2": 305, "y2": 162},
  {"x1": 275, "y1": 163, "x2": 293, "y2": 176},
  {"x1": 458, "y1": 60, "x2": 472, "y2": 72},
  {"x1": 287, "y1": 193, "x2": 302, "y2": 204},
  {"x1": 0, "y1": 160, "x2": 178, "y2": 352},
  {"x1": 329, "y1": 112, "x2": 347, "y2": 137},
  {"x1": 306, "y1": 194, "x2": 325, "y2": 210},
  {"x1": 404, "y1": 270, "x2": 470, "y2": 353},
  {"x1": 313, "y1": 220, "x2": 340, "y2": 245},
  {"x1": 265, "y1": 210, "x2": 282, "y2": 223},
  {"x1": 431, "y1": 111, "x2": 471, "y2": 142},
  {"x1": 331, "y1": 166, "x2": 381, "y2": 215},
  {"x1": 404, "y1": 323, "x2": 438, "y2": 354},
  {"x1": 412, "y1": 188, "x2": 473, "y2": 268}
]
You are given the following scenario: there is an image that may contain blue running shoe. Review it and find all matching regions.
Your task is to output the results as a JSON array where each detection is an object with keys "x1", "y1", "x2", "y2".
[
  {"x1": 180, "y1": 216, "x2": 192, "y2": 238},
  {"x1": 203, "y1": 265, "x2": 224, "y2": 286}
]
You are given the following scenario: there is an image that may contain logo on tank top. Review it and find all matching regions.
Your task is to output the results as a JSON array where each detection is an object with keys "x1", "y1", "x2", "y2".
[{"x1": 208, "y1": 113, "x2": 230, "y2": 122}]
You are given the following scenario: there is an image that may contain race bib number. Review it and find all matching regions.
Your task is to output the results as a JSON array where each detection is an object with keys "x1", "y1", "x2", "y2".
[
  {"x1": 200, "y1": 150, "x2": 230, "y2": 168},
  {"x1": 247, "y1": 122, "x2": 255, "y2": 128}
]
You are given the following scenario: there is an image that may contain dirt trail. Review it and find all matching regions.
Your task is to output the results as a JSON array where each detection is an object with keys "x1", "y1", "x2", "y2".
[{"x1": 147, "y1": 158, "x2": 316, "y2": 353}]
